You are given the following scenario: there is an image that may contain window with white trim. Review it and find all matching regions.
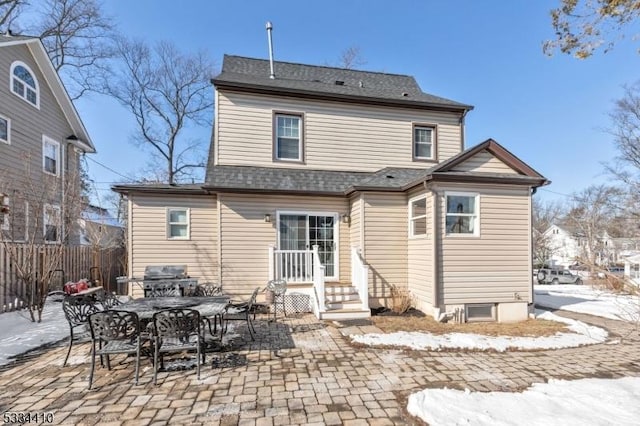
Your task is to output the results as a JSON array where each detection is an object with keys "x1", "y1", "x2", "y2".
[
  {"x1": 44, "y1": 204, "x2": 61, "y2": 242},
  {"x1": 275, "y1": 113, "x2": 302, "y2": 161},
  {"x1": 43, "y1": 136, "x2": 60, "y2": 176},
  {"x1": 167, "y1": 208, "x2": 189, "y2": 239},
  {"x1": 465, "y1": 304, "x2": 495, "y2": 322},
  {"x1": 445, "y1": 192, "x2": 479, "y2": 236},
  {"x1": 0, "y1": 115, "x2": 9, "y2": 144},
  {"x1": 409, "y1": 196, "x2": 427, "y2": 237},
  {"x1": 10, "y1": 61, "x2": 39, "y2": 107},
  {"x1": 413, "y1": 125, "x2": 435, "y2": 160}
]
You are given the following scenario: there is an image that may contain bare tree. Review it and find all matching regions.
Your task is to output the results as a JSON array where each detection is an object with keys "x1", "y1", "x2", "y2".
[
  {"x1": 563, "y1": 184, "x2": 622, "y2": 267},
  {"x1": 544, "y1": 0, "x2": 640, "y2": 58},
  {"x1": 102, "y1": 38, "x2": 215, "y2": 184},
  {"x1": 1, "y1": 0, "x2": 115, "y2": 100},
  {"x1": 532, "y1": 197, "x2": 565, "y2": 266},
  {"x1": 338, "y1": 46, "x2": 367, "y2": 69}
]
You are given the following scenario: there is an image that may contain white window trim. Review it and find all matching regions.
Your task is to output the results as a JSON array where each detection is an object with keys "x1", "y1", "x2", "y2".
[
  {"x1": 274, "y1": 113, "x2": 303, "y2": 162},
  {"x1": 0, "y1": 114, "x2": 10, "y2": 144},
  {"x1": 413, "y1": 124, "x2": 436, "y2": 161},
  {"x1": 445, "y1": 191, "x2": 480, "y2": 237},
  {"x1": 42, "y1": 136, "x2": 61, "y2": 177},
  {"x1": 465, "y1": 303, "x2": 496, "y2": 322},
  {"x1": 408, "y1": 194, "x2": 427, "y2": 239},
  {"x1": 43, "y1": 203, "x2": 61, "y2": 243},
  {"x1": 10, "y1": 61, "x2": 40, "y2": 109},
  {"x1": 166, "y1": 207, "x2": 190, "y2": 240}
]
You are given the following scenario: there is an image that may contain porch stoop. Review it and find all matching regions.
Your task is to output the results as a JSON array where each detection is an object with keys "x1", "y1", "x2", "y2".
[{"x1": 319, "y1": 282, "x2": 370, "y2": 320}]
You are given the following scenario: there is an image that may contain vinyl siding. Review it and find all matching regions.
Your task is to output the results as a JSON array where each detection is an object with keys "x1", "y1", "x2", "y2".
[
  {"x1": 407, "y1": 187, "x2": 433, "y2": 309},
  {"x1": 437, "y1": 184, "x2": 532, "y2": 305},
  {"x1": 363, "y1": 193, "x2": 408, "y2": 299},
  {"x1": 0, "y1": 44, "x2": 81, "y2": 243},
  {"x1": 452, "y1": 151, "x2": 518, "y2": 174},
  {"x1": 216, "y1": 90, "x2": 462, "y2": 171},
  {"x1": 129, "y1": 194, "x2": 218, "y2": 298},
  {"x1": 349, "y1": 195, "x2": 363, "y2": 250},
  {"x1": 219, "y1": 194, "x2": 350, "y2": 297}
]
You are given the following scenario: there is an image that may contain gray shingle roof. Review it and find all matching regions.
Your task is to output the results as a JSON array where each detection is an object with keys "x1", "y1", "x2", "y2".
[{"x1": 213, "y1": 55, "x2": 472, "y2": 111}]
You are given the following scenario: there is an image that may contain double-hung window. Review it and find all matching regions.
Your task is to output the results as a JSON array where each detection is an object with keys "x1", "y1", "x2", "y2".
[
  {"x1": 413, "y1": 125, "x2": 435, "y2": 161},
  {"x1": 409, "y1": 196, "x2": 427, "y2": 237},
  {"x1": 44, "y1": 204, "x2": 61, "y2": 243},
  {"x1": 445, "y1": 192, "x2": 479, "y2": 236},
  {"x1": 275, "y1": 113, "x2": 303, "y2": 161},
  {"x1": 167, "y1": 208, "x2": 189, "y2": 239},
  {"x1": 0, "y1": 115, "x2": 9, "y2": 144},
  {"x1": 10, "y1": 61, "x2": 39, "y2": 107},
  {"x1": 43, "y1": 136, "x2": 60, "y2": 176}
]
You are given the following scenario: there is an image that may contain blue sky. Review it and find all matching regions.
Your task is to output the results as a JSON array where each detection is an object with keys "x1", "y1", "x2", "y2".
[{"x1": 75, "y1": 0, "x2": 640, "y2": 207}]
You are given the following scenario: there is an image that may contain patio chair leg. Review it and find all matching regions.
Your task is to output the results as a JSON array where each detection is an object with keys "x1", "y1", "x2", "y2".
[
  {"x1": 247, "y1": 315, "x2": 255, "y2": 341},
  {"x1": 63, "y1": 328, "x2": 74, "y2": 367},
  {"x1": 88, "y1": 343, "x2": 96, "y2": 389},
  {"x1": 134, "y1": 345, "x2": 140, "y2": 386}
]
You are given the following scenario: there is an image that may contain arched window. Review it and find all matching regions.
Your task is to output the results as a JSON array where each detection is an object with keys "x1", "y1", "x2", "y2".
[{"x1": 10, "y1": 61, "x2": 39, "y2": 107}]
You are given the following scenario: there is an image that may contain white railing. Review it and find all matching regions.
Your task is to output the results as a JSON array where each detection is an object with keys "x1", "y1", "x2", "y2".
[
  {"x1": 351, "y1": 246, "x2": 369, "y2": 311},
  {"x1": 312, "y1": 245, "x2": 326, "y2": 313},
  {"x1": 270, "y1": 247, "x2": 314, "y2": 283}
]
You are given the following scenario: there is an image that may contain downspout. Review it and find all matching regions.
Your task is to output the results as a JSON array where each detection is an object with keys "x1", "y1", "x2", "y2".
[
  {"x1": 529, "y1": 186, "x2": 537, "y2": 315},
  {"x1": 428, "y1": 182, "x2": 440, "y2": 319},
  {"x1": 459, "y1": 109, "x2": 469, "y2": 151}
]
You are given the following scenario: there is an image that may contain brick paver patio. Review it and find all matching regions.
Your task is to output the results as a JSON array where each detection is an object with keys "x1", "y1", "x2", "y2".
[{"x1": 0, "y1": 309, "x2": 639, "y2": 425}]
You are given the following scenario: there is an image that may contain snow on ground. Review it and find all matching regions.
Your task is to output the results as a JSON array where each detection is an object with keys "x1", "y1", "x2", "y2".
[
  {"x1": 408, "y1": 377, "x2": 640, "y2": 426},
  {"x1": 351, "y1": 309, "x2": 608, "y2": 351},
  {"x1": 534, "y1": 284, "x2": 640, "y2": 322}
]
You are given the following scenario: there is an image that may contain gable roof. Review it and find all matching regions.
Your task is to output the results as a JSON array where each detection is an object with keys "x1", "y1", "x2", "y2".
[
  {"x1": 212, "y1": 55, "x2": 473, "y2": 113},
  {"x1": 0, "y1": 34, "x2": 95, "y2": 153}
]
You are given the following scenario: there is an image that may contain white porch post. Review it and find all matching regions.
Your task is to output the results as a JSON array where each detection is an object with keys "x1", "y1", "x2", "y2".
[
  {"x1": 268, "y1": 244, "x2": 275, "y2": 281},
  {"x1": 312, "y1": 245, "x2": 326, "y2": 313}
]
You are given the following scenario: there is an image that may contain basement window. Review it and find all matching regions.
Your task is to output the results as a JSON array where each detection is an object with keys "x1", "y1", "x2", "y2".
[{"x1": 465, "y1": 304, "x2": 495, "y2": 322}]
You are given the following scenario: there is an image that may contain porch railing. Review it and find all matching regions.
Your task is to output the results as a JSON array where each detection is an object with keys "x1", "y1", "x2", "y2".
[
  {"x1": 351, "y1": 246, "x2": 369, "y2": 311},
  {"x1": 269, "y1": 246, "x2": 314, "y2": 283}
]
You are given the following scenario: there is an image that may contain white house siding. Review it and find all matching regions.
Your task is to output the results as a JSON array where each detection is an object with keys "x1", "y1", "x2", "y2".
[
  {"x1": 451, "y1": 151, "x2": 519, "y2": 174},
  {"x1": 216, "y1": 91, "x2": 462, "y2": 171},
  {"x1": 437, "y1": 184, "x2": 532, "y2": 306},
  {"x1": 362, "y1": 192, "x2": 408, "y2": 302},
  {"x1": 0, "y1": 44, "x2": 80, "y2": 242},
  {"x1": 406, "y1": 188, "x2": 434, "y2": 312},
  {"x1": 218, "y1": 194, "x2": 350, "y2": 297},
  {"x1": 129, "y1": 194, "x2": 218, "y2": 297}
]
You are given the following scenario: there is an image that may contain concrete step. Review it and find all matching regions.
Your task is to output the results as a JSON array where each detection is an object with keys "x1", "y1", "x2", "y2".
[
  {"x1": 325, "y1": 299, "x2": 363, "y2": 310},
  {"x1": 319, "y1": 308, "x2": 371, "y2": 320}
]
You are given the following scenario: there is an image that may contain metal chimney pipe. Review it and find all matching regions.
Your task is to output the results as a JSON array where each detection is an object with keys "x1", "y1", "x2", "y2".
[{"x1": 266, "y1": 21, "x2": 275, "y2": 79}]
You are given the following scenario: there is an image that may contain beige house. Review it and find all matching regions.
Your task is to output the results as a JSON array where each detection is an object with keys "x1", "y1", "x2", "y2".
[
  {"x1": 0, "y1": 34, "x2": 95, "y2": 244},
  {"x1": 113, "y1": 55, "x2": 548, "y2": 322}
]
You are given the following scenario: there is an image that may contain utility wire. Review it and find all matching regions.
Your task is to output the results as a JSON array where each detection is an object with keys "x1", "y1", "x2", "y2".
[{"x1": 85, "y1": 156, "x2": 137, "y2": 182}]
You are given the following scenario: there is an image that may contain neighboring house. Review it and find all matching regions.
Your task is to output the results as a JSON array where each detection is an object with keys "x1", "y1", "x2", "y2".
[
  {"x1": 77, "y1": 204, "x2": 124, "y2": 248},
  {"x1": 623, "y1": 253, "x2": 640, "y2": 285},
  {"x1": 113, "y1": 55, "x2": 548, "y2": 322},
  {"x1": 0, "y1": 34, "x2": 95, "y2": 244},
  {"x1": 543, "y1": 224, "x2": 614, "y2": 268}
]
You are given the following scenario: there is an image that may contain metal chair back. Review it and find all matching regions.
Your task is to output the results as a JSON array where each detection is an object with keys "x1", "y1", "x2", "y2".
[
  {"x1": 61, "y1": 295, "x2": 101, "y2": 367},
  {"x1": 146, "y1": 282, "x2": 181, "y2": 297}
]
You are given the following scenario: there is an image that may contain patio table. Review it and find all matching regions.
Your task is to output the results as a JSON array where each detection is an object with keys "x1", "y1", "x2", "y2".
[{"x1": 113, "y1": 296, "x2": 230, "y2": 321}]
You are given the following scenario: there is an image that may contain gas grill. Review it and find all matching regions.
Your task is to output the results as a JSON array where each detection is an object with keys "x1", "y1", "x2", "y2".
[{"x1": 142, "y1": 265, "x2": 197, "y2": 296}]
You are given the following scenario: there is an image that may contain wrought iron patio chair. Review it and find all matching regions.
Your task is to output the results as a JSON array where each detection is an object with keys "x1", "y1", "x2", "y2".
[
  {"x1": 97, "y1": 291, "x2": 123, "y2": 309},
  {"x1": 193, "y1": 283, "x2": 223, "y2": 297},
  {"x1": 87, "y1": 310, "x2": 145, "y2": 389},
  {"x1": 267, "y1": 279, "x2": 287, "y2": 322},
  {"x1": 151, "y1": 308, "x2": 203, "y2": 385},
  {"x1": 223, "y1": 287, "x2": 261, "y2": 340},
  {"x1": 146, "y1": 282, "x2": 181, "y2": 298},
  {"x1": 61, "y1": 295, "x2": 101, "y2": 367}
]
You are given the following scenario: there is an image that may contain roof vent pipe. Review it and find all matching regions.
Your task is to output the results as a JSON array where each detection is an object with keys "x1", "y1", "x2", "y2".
[{"x1": 266, "y1": 21, "x2": 275, "y2": 79}]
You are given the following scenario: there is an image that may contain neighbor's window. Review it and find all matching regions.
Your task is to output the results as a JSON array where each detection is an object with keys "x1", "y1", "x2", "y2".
[
  {"x1": 10, "y1": 61, "x2": 39, "y2": 107},
  {"x1": 43, "y1": 136, "x2": 60, "y2": 176},
  {"x1": 413, "y1": 125, "x2": 435, "y2": 160},
  {"x1": 0, "y1": 115, "x2": 9, "y2": 144},
  {"x1": 445, "y1": 192, "x2": 479, "y2": 236},
  {"x1": 44, "y1": 204, "x2": 61, "y2": 242},
  {"x1": 275, "y1": 113, "x2": 302, "y2": 161},
  {"x1": 167, "y1": 208, "x2": 189, "y2": 239},
  {"x1": 466, "y1": 304, "x2": 495, "y2": 322},
  {"x1": 409, "y1": 196, "x2": 427, "y2": 237}
]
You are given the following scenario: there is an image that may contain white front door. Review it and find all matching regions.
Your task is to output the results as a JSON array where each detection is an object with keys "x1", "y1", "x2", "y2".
[{"x1": 278, "y1": 212, "x2": 339, "y2": 281}]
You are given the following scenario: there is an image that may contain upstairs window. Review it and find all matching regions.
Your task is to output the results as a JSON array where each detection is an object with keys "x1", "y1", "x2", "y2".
[
  {"x1": 445, "y1": 192, "x2": 479, "y2": 236},
  {"x1": 167, "y1": 208, "x2": 189, "y2": 239},
  {"x1": 413, "y1": 125, "x2": 435, "y2": 161},
  {"x1": 43, "y1": 136, "x2": 60, "y2": 176},
  {"x1": 10, "y1": 61, "x2": 39, "y2": 107},
  {"x1": 0, "y1": 115, "x2": 9, "y2": 144},
  {"x1": 275, "y1": 113, "x2": 303, "y2": 161},
  {"x1": 44, "y1": 204, "x2": 61, "y2": 243},
  {"x1": 409, "y1": 195, "x2": 427, "y2": 237}
]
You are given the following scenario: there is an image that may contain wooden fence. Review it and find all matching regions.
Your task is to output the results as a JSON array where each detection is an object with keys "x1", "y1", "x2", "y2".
[{"x1": 0, "y1": 243, "x2": 126, "y2": 313}]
